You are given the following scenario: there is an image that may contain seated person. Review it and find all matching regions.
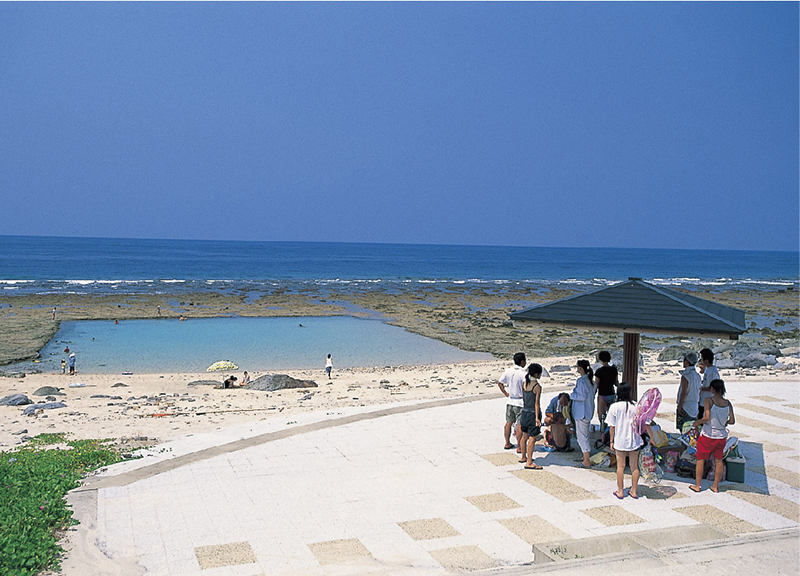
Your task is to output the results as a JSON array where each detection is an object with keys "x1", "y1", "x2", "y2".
[
  {"x1": 544, "y1": 392, "x2": 574, "y2": 451},
  {"x1": 222, "y1": 375, "x2": 238, "y2": 389},
  {"x1": 241, "y1": 371, "x2": 251, "y2": 386}
]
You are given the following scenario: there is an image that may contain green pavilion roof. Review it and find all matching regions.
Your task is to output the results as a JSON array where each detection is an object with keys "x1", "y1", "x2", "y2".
[{"x1": 510, "y1": 278, "x2": 746, "y2": 339}]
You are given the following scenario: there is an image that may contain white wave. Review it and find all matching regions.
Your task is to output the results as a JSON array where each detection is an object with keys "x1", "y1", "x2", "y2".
[
  {"x1": 161, "y1": 279, "x2": 186, "y2": 283},
  {"x1": 0, "y1": 280, "x2": 34, "y2": 284}
]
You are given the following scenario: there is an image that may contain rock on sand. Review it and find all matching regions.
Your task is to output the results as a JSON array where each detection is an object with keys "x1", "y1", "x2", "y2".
[{"x1": 246, "y1": 374, "x2": 318, "y2": 392}]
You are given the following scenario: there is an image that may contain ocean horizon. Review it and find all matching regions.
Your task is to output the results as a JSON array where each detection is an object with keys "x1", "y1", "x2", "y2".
[{"x1": 1, "y1": 235, "x2": 797, "y2": 297}]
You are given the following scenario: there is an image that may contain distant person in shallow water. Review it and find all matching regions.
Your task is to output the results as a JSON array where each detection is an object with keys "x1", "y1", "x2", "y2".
[
  {"x1": 68, "y1": 352, "x2": 76, "y2": 375},
  {"x1": 594, "y1": 351, "x2": 618, "y2": 432},
  {"x1": 325, "y1": 354, "x2": 333, "y2": 379}
]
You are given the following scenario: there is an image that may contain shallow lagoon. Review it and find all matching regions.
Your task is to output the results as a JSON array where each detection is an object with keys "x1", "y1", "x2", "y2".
[{"x1": 36, "y1": 316, "x2": 492, "y2": 374}]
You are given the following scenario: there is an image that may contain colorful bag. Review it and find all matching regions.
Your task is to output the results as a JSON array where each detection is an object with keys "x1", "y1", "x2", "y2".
[
  {"x1": 633, "y1": 388, "x2": 662, "y2": 436},
  {"x1": 639, "y1": 445, "x2": 663, "y2": 484},
  {"x1": 664, "y1": 451, "x2": 680, "y2": 473}
]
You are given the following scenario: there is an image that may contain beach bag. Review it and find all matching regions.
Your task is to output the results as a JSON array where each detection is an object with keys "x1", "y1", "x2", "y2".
[
  {"x1": 664, "y1": 451, "x2": 680, "y2": 473},
  {"x1": 722, "y1": 437, "x2": 739, "y2": 459},
  {"x1": 633, "y1": 388, "x2": 662, "y2": 436},
  {"x1": 639, "y1": 445, "x2": 662, "y2": 484},
  {"x1": 650, "y1": 428, "x2": 670, "y2": 448},
  {"x1": 678, "y1": 423, "x2": 699, "y2": 454},
  {"x1": 706, "y1": 455, "x2": 726, "y2": 482},
  {"x1": 675, "y1": 459, "x2": 696, "y2": 478}
]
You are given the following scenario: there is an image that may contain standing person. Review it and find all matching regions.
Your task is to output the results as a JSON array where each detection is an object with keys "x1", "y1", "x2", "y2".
[
  {"x1": 697, "y1": 348, "x2": 720, "y2": 418},
  {"x1": 61, "y1": 358, "x2": 66, "y2": 374},
  {"x1": 325, "y1": 354, "x2": 333, "y2": 379},
  {"x1": 607, "y1": 383, "x2": 652, "y2": 499},
  {"x1": 52, "y1": 307, "x2": 56, "y2": 320},
  {"x1": 68, "y1": 352, "x2": 76, "y2": 375},
  {"x1": 691, "y1": 379, "x2": 735, "y2": 493},
  {"x1": 157, "y1": 305, "x2": 161, "y2": 317},
  {"x1": 571, "y1": 359, "x2": 596, "y2": 468},
  {"x1": 692, "y1": 378, "x2": 735, "y2": 492},
  {"x1": 676, "y1": 352, "x2": 700, "y2": 431},
  {"x1": 594, "y1": 351, "x2": 618, "y2": 432},
  {"x1": 498, "y1": 352, "x2": 526, "y2": 451},
  {"x1": 519, "y1": 363, "x2": 543, "y2": 469}
]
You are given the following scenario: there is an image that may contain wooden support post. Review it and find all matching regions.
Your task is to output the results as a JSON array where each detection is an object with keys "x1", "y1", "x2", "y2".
[{"x1": 623, "y1": 332, "x2": 641, "y2": 400}]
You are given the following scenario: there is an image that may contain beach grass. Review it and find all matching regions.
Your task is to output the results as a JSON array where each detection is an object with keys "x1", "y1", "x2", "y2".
[{"x1": 0, "y1": 434, "x2": 132, "y2": 576}]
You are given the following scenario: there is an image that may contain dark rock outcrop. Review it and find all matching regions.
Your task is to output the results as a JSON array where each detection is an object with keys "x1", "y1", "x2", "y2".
[
  {"x1": 246, "y1": 374, "x2": 318, "y2": 392},
  {"x1": 33, "y1": 386, "x2": 64, "y2": 396},
  {"x1": 0, "y1": 394, "x2": 33, "y2": 406}
]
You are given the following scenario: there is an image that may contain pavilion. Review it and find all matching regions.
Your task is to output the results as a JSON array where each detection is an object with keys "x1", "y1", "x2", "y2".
[{"x1": 509, "y1": 278, "x2": 746, "y2": 398}]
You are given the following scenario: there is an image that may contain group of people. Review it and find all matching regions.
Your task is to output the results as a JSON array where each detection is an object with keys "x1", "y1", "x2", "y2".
[
  {"x1": 61, "y1": 347, "x2": 76, "y2": 375},
  {"x1": 497, "y1": 348, "x2": 735, "y2": 497}
]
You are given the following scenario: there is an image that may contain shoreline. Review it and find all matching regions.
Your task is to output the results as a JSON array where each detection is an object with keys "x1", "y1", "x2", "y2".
[{"x1": 1, "y1": 283, "x2": 798, "y2": 368}]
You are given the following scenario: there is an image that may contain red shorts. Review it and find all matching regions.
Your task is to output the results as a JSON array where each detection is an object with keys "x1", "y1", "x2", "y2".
[{"x1": 696, "y1": 434, "x2": 726, "y2": 460}]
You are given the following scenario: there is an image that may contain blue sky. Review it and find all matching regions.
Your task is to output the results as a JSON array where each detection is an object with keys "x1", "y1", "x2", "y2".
[{"x1": 1, "y1": 2, "x2": 797, "y2": 251}]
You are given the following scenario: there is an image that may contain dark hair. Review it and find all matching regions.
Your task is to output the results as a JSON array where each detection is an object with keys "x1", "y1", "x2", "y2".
[
  {"x1": 616, "y1": 382, "x2": 634, "y2": 404},
  {"x1": 558, "y1": 392, "x2": 570, "y2": 403},
  {"x1": 513, "y1": 352, "x2": 526, "y2": 367},
  {"x1": 526, "y1": 363, "x2": 542, "y2": 383},
  {"x1": 598, "y1": 350, "x2": 611, "y2": 363},
  {"x1": 577, "y1": 359, "x2": 593, "y2": 382},
  {"x1": 710, "y1": 378, "x2": 726, "y2": 397},
  {"x1": 699, "y1": 348, "x2": 714, "y2": 365}
]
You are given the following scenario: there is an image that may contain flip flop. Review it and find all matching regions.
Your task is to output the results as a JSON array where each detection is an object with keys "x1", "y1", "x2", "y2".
[
  {"x1": 504, "y1": 445, "x2": 516, "y2": 450},
  {"x1": 629, "y1": 493, "x2": 639, "y2": 500},
  {"x1": 574, "y1": 463, "x2": 591, "y2": 469},
  {"x1": 518, "y1": 458, "x2": 527, "y2": 463},
  {"x1": 525, "y1": 464, "x2": 543, "y2": 470},
  {"x1": 613, "y1": 491, "x2": 624, "y2": 499},
  {"x1": 689, "y1": 485, "x2": 702, "y2": 493},
  {"x1": 710, "y1": 487, "x2": 719, "y2": 493}
]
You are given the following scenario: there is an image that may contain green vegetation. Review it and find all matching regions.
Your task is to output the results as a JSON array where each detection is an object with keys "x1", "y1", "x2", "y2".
[{"x1": 0, "y1": 434, "x2": 132, "y2": 576}]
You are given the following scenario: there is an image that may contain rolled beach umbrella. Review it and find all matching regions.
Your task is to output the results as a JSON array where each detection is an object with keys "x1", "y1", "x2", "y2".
[{"x1": 207, "y1": 360, "x2": 238, "y2": 372}]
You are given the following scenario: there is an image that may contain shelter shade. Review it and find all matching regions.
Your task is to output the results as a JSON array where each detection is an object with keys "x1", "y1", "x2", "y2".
[{"x1": 509, "y1": 279, "x2": 746, "y2": 400}]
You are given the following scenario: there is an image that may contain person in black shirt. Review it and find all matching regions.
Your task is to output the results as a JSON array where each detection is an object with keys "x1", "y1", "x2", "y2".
[{"x1": 594, "y1": 351, "x2": 619, "y2": 432}]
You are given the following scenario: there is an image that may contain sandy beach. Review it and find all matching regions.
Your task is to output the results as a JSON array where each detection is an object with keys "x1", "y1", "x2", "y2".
[{"x1": 3, "y1": 351, "x2": 798, "y2": 450}]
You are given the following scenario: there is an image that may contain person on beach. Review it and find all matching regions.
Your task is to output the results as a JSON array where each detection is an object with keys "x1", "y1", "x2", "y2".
[
  {"x1": 691, "y1": 379, "x2": 735, "y2": 493},
  {"x1": 68, "y1": 352, "x2": 76, "y2": 375},
  {"x1": 157, "y1": 305, "x2": 161, "y2": 317},
  {"x1": 544, "y1": 393, "x2": 573, "y2": 451},
  {"x1": 61, "y1": 358, "x2": 66, "y2": 374},
  {"x1": 594, "y1": 351, "x2": 618, "y2": 432},
  {"x1": 241, "y1": 371, "x2": 251, "y2": 386},
  {"x1": 519, "y1": 363, "x2": 543, "y2": 469},
  {"x1": 498, "y1": 352, "x2": 526, "y2": 451},
  {"x1": 697, "y1": 348, "x2": 720, "y2": 418},
  {"x1": 52, "y1": 307, "x2": 56, "y2": 320},
  {"x1": 572, "y1": 359, "x2": 596, "y2": 468},
  {"x1": 676, "y1": 352, "x2": 700, "y2": 431},
  {"x1": 608, "y1": 383, "x2": 653, "y2": 499},
  {"x1": 325, "y1": 354, "x2": 333, "y2": 379}
]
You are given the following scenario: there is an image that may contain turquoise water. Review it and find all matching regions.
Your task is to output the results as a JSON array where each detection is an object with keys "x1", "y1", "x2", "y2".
[{"x1": 33, "y1": 316, "x2": 491, "y2": 374}]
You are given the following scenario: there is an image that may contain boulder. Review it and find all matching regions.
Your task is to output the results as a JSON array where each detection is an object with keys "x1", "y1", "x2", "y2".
[
  {"x1": 550, "y1": 365, "x2": 572, "y2": 373},
  {"x1": 715, "y1": 359, "x2": 735, "y2": 369},
  {"x1": 657, "y1": 345, "x2": 693, "y2": 362},
  {"x1": 33, "y1": 386, "x2": 64, "y2": 396},
  {"x1": 0, "y1": 394, "x2": 33, "y2": 406},
  {"x1": 187, "y1": 380, "x2": 222, "y2": 387},
  {"x1": 22, "y1": 402, "x2": 67, "y2": 416},
  {"x1": 246, "y1": 374, "x2": 318, "y2": 392},
  {"x1": 735, "y1": 355, "x2": 767, "y2": 369}
]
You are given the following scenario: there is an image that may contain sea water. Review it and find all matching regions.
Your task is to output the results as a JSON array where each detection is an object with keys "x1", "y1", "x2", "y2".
[{"x1": 37, "y1": 316, "x2": 491, "y2": 374}]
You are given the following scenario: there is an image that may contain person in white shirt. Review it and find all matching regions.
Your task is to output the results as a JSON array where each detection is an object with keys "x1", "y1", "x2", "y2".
[
  {"x1": 571, "y1": 359, "x2": 596, "y2": 468},
  {"x1": 676, "y1": 352, "x2": 701, "y2": 431},
  {"x1": 497, "y1": 352, "x2": 526, "y2": 452},
  {"x1": 607, "y1": 383, "x2": 653, "y2": 499},
  {"x1": 697, "y1": 348, "x2": 720, "y2": 418},
  {"x1": 325, "y1": 354, "x2": 333, "y2": 379}
]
